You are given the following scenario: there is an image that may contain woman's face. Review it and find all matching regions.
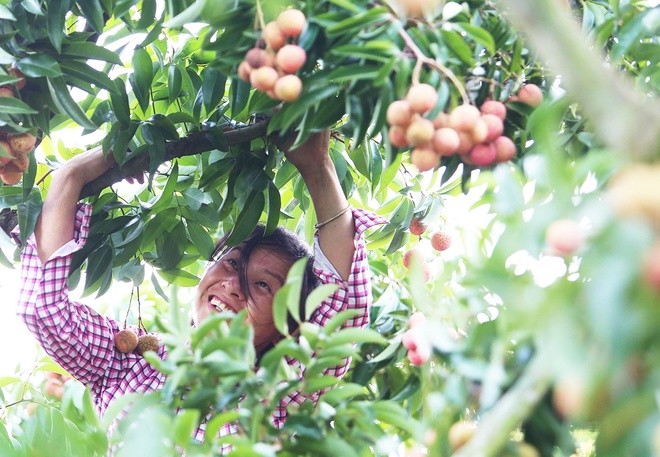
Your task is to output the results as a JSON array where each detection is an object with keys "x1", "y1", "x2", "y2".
[{"x1": 194, "y1": 245, "x2": 292, "y2": 352}]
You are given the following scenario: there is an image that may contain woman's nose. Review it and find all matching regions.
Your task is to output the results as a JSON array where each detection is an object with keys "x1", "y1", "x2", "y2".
[{"x1": 223, "y1": 273, "x2": 245, "y2": 299}]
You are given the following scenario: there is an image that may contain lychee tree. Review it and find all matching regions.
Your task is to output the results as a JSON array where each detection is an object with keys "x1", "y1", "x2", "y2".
[{"x1": 0, "y1": 0, "x2": 659, "y2": 456}]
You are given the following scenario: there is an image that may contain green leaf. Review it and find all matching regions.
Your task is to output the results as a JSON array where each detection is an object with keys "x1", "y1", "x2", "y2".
[
  {"x1": 163, "y1": 0, "x2": 207, "y2": 28},
  {"x1": 167, "y1": 64, "x2": 182, "y2": 104},
  {"x1": 47, "y1": 0, "x2": 71, "y2": 53},
  {"x1": 285, "y1": 257, "x2": 308, "y2": 324},
  {"x1": 60, "y1": 61, "x2": 117, "y2": 93},
  {"x1": 456, "y1": 23, "x2": 496, "y2": 55},
  {"x1": 186, "y1": 219, "x2": 214, "y2": 259},
  {"x1": 326, "y1": 327, "x2": 387, "y2": 347},
  {"x1": 173, "y1": 409, "x2": 200, "y2": 447},
  {"x1": 272, "y1": 283, "x2": 291, "y2": 336},
  {"x1": 110, "y1": 78, "x2": 131, "y2": 126},
  {"x1": 16, "y1": 54, "x2": 62, "y2": 78},
  {"x1": 611, "y1": 7, "x2": 660, "y2": 62},
  {"x1": 61, "y1": 42, "x2": 122, "y2": 65},
  {"x1": 47, "y1": 77, "x2": 97, "y2": 130},
  {"x1": 17, "y1": 190, "x2": 42, "y2": 245},
  {"x1": 136, "y1": 0, "x2": 157, "y2": 29},
  {"x1": 83, "y1": 244, "x2": 113, "y2": 294},
  {"x1": 160, "y1": 220, "x2": 187, "y2": 270},
  {"x1": 158, "y1": 268, "x2": 200, "y2": 286},
  {"x1": 0, "y1": 97, "x2": 38, "y2": 115},
  {"x1": 76, "y1": 0, "x2": 105, "y2": 33},
  {"x1": 264, "y1": 180, "x2": 281, "y2": 236},
  {"x1": 440, "y1": 29, "x2": 475, "y2": 66},
  {"x1": 229, "y1": 78, "x2": 250, "y2": 117},
  {"x1": 305, "y1": 284, "x2": 340, "y2": 321},
  {"x1": 0, "y1": 5, "x2": 16, "y2": 20},
  {"x1": 131, "y1": 47, "x2": 154, "y2": 112},
  {"x1": 201, "y1": 66, "x2": 226, "y2": 113},
  {"x1": 0, "y1": 376, "x2": 20, "y2": 388},
  {"x1": 326, "y1": 64, "x2": 380, "y2": 83},
  {"x1": 224, "y1": 191, "x2": 265, "y2": 246},
  {"x1": 150, "y1": 162, "x2": 178, "y2": 213},
  {"x1": 323, "y1": 309, "x2": 363, "y2": 335},
  {"x1": 325, "y1": 8, "x2": 389, "y2": 37}
]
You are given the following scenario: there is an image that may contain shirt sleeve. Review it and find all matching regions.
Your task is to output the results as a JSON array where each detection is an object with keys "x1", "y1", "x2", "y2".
[
  {"x1": 14, "y1": 203, "x2": 120, "y2": 387},
  {"x1": 274, "y1": 207, "x2": 387, "y2": 427}
]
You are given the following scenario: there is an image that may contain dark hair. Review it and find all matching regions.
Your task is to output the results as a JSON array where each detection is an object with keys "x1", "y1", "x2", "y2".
[{"x1": 210, "y1": 224, "x2": 320, "y2": 334}]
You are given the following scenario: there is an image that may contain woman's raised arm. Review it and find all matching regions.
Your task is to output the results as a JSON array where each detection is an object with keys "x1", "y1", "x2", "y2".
[
  {"x1": 283, "y1": 130, "x2": 355, "y2": 281},
  {"x1": 35, "y1": 147, "x2": 115, "y2": 263}
]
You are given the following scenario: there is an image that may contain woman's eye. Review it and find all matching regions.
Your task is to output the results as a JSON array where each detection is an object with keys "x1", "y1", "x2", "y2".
[
  {"x1": 255, "y1": 281, "x2": 271, "y2": 292},
  {"x1": 224, "y1": 258, "x2": 238, "y2": 270}
]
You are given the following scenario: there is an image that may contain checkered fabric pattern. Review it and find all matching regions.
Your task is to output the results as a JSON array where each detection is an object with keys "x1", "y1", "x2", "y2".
[{"x1": 16, "y1": 203, "x2": 386, "y2": 446}]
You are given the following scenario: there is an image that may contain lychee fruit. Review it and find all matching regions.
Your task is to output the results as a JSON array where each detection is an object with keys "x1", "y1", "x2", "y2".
[
  {"x1": 8, "y1": 133, "x2": 36, "y2": 156},
  {"x1": 430, "y1": 230, "x2": 452, "y2": 251},
  {"x1": 388, "y1": 125, "x2": 408, "y2": 148},
  {"x1": 275, "y1": 44, "x2": 306, "y2": 74},
  {"x1": 250, "y1": 66, "x2": 279, "y2": 92},
  {"x1": 8, "y1": 67, "x2": 26, "y2": 90},
  {"x1": 479, "y1": 100, "x2": 507, "y2": 120},
  {"x1": 262, "y1": 21, "x2": 286, "y2": 51},
  {"x1": 405, "y1": 117, "x2": 434, "y2": 146},
  {"x1": 135, "y1": 334, "x2": 160, "y2": 355},
  {"x1": 493, "y1": 135, "x2": 516, "y2": 162},
  {"x1": 468, "y1": 143, "x2": 497, "y2": 167},
  {"x1": 431, "y1": 127, "x2": 460, "y2": 156},
  {"x1": 405, "y1": 83, "x2": 438, "y2": 114},
  {"x1": 409, "y1": 217, "x2": 427, "y2": 235},
  {"x1": 276, "y1": 9, "x2": 306, "y2": 38},
  {"x1": 449, "y1": 104, "x2": 481, "y2": 132},
  {"x1": 517, "y1": 84, "x2": 543, "y2": 107},
  {"x1": 410, "y1": 146, "x2": 439, "y2": 172},
  {"x1": 545, "y1": 219, "x2": 585, "y2": 256},
  {"x1": 114, "y1": 329, "x2": 139, "y2": 354},
  {"x1": 386, "y1": 100, "x2": 414, "y2": 127},
  {"x1": 274, "y1": 74, "x2": 303, "y2": 102}
]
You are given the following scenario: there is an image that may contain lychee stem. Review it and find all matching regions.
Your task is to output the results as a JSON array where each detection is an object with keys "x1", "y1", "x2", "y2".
[
  {"x1": 123, "y1": 287, "x2": 134, "y2": 329},
  {"x1": 394, "y1": 21, "x2": 469, "y2": 104},
  {"x1": 255, "y1": 0, "x2": 267, "y2": 32}
]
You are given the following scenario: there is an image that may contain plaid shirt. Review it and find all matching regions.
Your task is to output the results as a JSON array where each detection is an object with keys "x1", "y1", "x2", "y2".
[{"x1": 16, "y1": 203, "x2": 385, "y2": 443}]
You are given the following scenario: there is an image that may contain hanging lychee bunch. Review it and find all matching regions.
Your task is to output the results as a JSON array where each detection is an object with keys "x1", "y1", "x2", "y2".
[
  {"x1": 0, "y1": 131, "x2": 36, "y2": 185},
  {"x1": 114, "y1": 327, "x2": 161, "y2": 356},
  {"x1": 43, "y1": 371, "x2": 72, "y2": 401},
  {"x1": 387, "y1": 82, "x2": 544, "y2": 172},
  {"x1": 238, "y1": 9, "x2": 307, "y2": 103}
]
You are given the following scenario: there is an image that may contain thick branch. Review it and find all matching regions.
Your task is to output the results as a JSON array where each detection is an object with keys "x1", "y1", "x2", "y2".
[
  {"x1": 494, "y1": 0, "x2": 660, "y2": 160},
  {"x1": 0, "y1": 119, "x2": 270, "y2": 237},
  {"x1": 81, "y1": 119, "x2": 270, "y2": 198},
  {"x1": 451, "y1": 354, "x2": 553, "y2": 457}
]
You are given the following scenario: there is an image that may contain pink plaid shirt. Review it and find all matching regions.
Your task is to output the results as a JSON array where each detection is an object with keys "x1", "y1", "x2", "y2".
[{"x1": 16, "y1": 203, "x2": 385, "y2": 443}]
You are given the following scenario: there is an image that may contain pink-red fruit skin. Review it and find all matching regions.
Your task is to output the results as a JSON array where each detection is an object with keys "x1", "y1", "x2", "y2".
[
  {"x1": 274, "y1": 75, "x2": 303, "y2": 102},
  {"x1": 276, "y1": 9, "x2": 306, "y2": 38},
  {"x1": 518, "y1": 84, "x2": 544, "y2": 107},
  {"x1": 480, "y1": 100, "x2": 507, "y2": 120},
  {"x1": 275, "y1": 45, "x2": 306, "y2": 74},
  {"x1": 406, "y1": 83, "x2": 438, "y2": 114},
  {"x1": 262, "y1": 22, "x2": 286, "y2": 50},
  {"x1": 411, "y1": 147, "x2": 439, "y2": 172},
  {"x1": 386, "y1": 100, "x2": 413, "y2": 127},
  {"x1": 494, "y1": 136, "x2": 516, "y2": 162},
  {"x1": 114, "y1": 329, "x2": 139, "y2": 353},
  {"x1": 643, "y1": 241, "x2": 660, "y2": 291},
  {"x1": 431, "y1": 231, "x2": 452, "y2": 251},
  {"x1": 545, "y1": 219, "x2": 585, "y2": 255},
  {"x1": 469, "y1": 143, "x2": 497, "y2": 167},
  {"x1": 409, "y1": 217, "x2": 427, "y2": 235}
]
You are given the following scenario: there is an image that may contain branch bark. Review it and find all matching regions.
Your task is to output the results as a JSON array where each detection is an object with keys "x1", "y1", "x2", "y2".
[
  {"x1": 0, "y1": 119, "x2": 270, "y2": 236},
  {"x1": 451, "y1": 354, "x2": 553, "y2": 457},
  {"x1": 494, "y1": 0, "x2": 660, "y2": 160}
]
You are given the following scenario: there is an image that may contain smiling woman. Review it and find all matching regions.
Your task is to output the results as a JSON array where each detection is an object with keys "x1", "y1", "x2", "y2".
[{"x1": 14, "y1": 130, "x2": 386, "y2": 445}]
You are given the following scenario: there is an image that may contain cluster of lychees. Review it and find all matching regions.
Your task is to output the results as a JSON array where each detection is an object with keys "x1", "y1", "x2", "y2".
[
  {"x1": 387, "y1": 83, "x2": 544, "y2": 172},
  {"x1": 114, "y1": 328, "x2": 161, "y2": 355},
  {"x1": 403, "y1": 217, "x2": 452, "y2": 279},
  {"x1": 238, "y1": 9, "x2": 307, "y2": 103},
  {"x1": 0, "y1": 67, "x2": 35, "y2": 186},
  {"x1": 43, "y1": 371, "x2": 72, "y2": 401}
]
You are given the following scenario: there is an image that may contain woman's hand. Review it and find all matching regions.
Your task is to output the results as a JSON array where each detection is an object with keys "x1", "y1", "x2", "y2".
[{"x1": 282, "y1": 129, "x2": 331, "y2": 175}]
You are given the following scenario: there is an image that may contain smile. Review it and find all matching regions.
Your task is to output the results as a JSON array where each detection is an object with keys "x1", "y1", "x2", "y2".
[{"x1": 210, "y1": 296, "x2": 235, "y2": 314}]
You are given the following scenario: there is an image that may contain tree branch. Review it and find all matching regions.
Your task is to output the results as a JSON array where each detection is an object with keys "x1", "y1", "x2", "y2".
[
  {"x1": 0, "y1": 119, "x2": 270, "y2": 237},
  {"x1": 493, "y1": 0, "x2": 660, "y2": 161},
  {"x1": 451, "y1": 354, "x2": 553, "y2": 457}
]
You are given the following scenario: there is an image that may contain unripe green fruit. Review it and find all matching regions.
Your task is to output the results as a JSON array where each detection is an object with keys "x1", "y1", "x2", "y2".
[
  {"x1": 274, "y1": 74, "x2": 303, "y2": 102},
  {"x1": 275, "y1": 45, "x2": 306, "y2": 74},
  {"x1": 276, "y1": 9, "x2": 306, "y2": 38}
]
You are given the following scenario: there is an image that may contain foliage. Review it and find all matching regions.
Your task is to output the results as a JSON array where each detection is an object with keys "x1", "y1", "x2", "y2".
[{"x1": 0, "y1": 0, "x2": 659, "y2": 456}]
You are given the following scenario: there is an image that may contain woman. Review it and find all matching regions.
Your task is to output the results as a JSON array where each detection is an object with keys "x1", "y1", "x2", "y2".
[{"x1": 16, "y1": 130, "x2": 385, "y2": 441}]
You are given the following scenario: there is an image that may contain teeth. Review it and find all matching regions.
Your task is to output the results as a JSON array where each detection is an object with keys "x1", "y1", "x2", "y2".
[{"x1": 210, "y1": 297, "x2": 233, "y2": 313}]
